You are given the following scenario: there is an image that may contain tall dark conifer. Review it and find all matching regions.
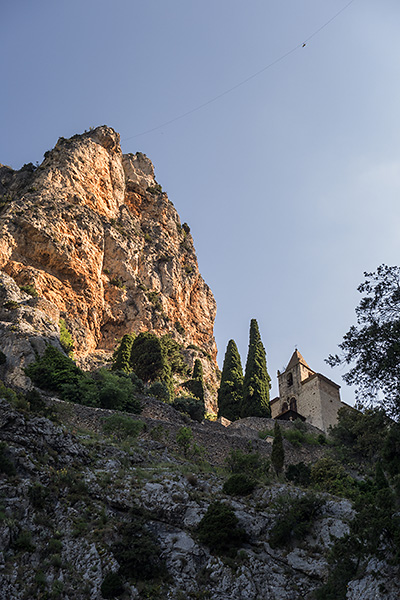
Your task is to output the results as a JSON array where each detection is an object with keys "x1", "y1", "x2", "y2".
[
  {"x1": 217, "y1": 339, "x2": 243, "y2": 421},
  {"x1": 241, "y1": 319, "x2": 271, "y2": 418}
]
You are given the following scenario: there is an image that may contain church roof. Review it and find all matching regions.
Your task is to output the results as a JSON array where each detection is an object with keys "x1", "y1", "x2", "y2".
[{"x1": 285, "y1": 349, "x2": 311, "y2": 371}]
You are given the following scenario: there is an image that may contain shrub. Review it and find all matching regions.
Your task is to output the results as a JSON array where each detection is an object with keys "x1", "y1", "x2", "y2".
[
  {"x1": 25, "y1": 389, "x2": 46, "y2": 413},
  {"x1": 223, "y1": 473, "x2": 256, "y2": 496},
  {"x1": 0, "y1": 380, "x2": 22, "y2": 405},
  {"x1": 59, "y1": 318, "x2": 74, "y2": 354},
  {"x1": 28, "y1": 483, "x2": 48, "y2": 509},
  {"x1": 285, "y1": 462, "x2": 311, "y2": 487},
  {"x1": 0, "y1": 442, "x2": 16, "y2": 476},
  {"x1": 101, "y1": 572, "x2": 124, "y2": 598},
  {"x1": 176, "y1": 426, "x2": 193, "y2": 457},
  {"x1": 310, "y1": 457, "x2": 357, "y2": 498},
  {"x1": 197, "y1": 501, "x2": 247, "y2": 557},
  {"x1": 20, "y1": 284, "x2": 38, "y2": 297},
  {"x1": 103, "y1": 414, "x2": 144, "y2": 441},
  {"x1": 13, "y1": 530, "x2": 35, "y2": 552},
  {"x1": 96, "y1": 369, "x2": 140, "y2": 412},
  {"x1": 225, "y1": 449, "x2": 269, "y2": 479},
  {"x1": 113, "y1": 509, "x2": 168, "y2": 582},
  {"x1": 172, "y1": 396, "x2": 204, "y2": 422},
  {"x1": 25, "y1": 345, "x2": 81, "y2": 392},
  {"x1": 110, "y1": 277, "x2": 125, "y2": 289},
  {"x1": 26, "y1": 346, "x2": 142, "y2": 413},
  {"x1": 147, "y1": 381, "x2": 170, "y2": 402},
  {"x1": 269, "y1": 493, "x2": 324, "y2": 549}
]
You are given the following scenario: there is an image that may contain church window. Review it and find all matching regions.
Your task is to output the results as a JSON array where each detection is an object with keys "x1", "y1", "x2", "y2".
[
  {"x1": 287, "y1": 373, "x2": 293, "y2": 386},
  {"x1": 290, "y1": 397, "x2": 297, "y2": 412}
]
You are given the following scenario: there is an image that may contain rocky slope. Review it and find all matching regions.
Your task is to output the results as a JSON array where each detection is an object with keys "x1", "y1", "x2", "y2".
[
  {"x1": 0, "y1": 126, "x2": 219, "y2": 407},
  {"x1": 0, "y1": 396, "x2": 398, "y2": 600}
]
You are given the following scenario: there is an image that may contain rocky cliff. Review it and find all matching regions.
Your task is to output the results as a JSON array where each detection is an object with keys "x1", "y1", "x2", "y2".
[{"x1": 0, "y1": 126, "x2": 218, "y2": 406}]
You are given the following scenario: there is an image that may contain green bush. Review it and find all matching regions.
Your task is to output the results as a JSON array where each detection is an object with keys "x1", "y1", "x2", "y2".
[
  {"x1": 172, "y1": 396, "x2": 204, "y2": 422},
  {"x1": 285, "y1": 462, "x2": 311, "y2": 487},
  {"x1": 26, "y1": 346, "x2": 142, "y2": 413},
  {"x1": 28, "y1": 483, "x2": 48, "y2": 509},
  {"x1": 20, "y1": 284, "x2": 38, "y2": 297},
  {"x1": 25, "y1": 345, "x2": 81, "y2": 392},
  {"x1": 25, "y1": 389, "x2": 46, "y2": 413},
  {"x1": 0, "y1": 442, "x2": 16, "y2": 476},
  {"x1": 59, "y1": 318, "x2": 74, "y2": 354},
  {"x1": 225, "y1": 448, "x2": 269, "y2": 479},
  {"x1": 197, "y1": 501, "x2": 247, "y2": 557},
  {"x1": 310, "y1": 457, "x2": 357, "y2": 498},
  {"x1": 112, "y1": 508, "x2": 168, "y2": 582},
  {"x1": 147, "y1": 381, "x2": 170, "y2": 402},
  {"x1": 176, "y1": 426, "x2": 193, "y2": 457},
  {"x1": 103, "y1": 414, "x2": 144, "y2": 441},
  {"x1": 223, "y1": 473, "x2": 256, "y2": 496},
  {"x1": 101, "y1": 572, "x2": 124, "y2": 598},
  {"x1": 96, "y1": 369, "x2": 141, "y2": 412},
  {"x1": 13, "y1": 530, "x2": 35, "y2": 552},
  {"x1": 269, "y1": 493, "x2": 324, "y2": 549}
]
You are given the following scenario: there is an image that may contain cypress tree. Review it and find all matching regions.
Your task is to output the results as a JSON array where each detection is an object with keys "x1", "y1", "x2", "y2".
[
  {"x1": 184, "y1": 359, "x2": 205, "y2": 403},
  {"x1": 129, "y1": 332, "x2": 170, "y2": 383},
  {"x1": 112, "y1": 334, "x2": 135, "y2": 372},
  {"x1": 241, "y1": 319, "x2": 271, "y2": 418},
  {"x1": 217, "y1": 339, "x2": 243, "y2": 421},
  {"x1": 271, "y1": 421, "x2": 284, "y2": 475}
]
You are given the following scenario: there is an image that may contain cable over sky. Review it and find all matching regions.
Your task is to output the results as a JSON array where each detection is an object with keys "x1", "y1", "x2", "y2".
[{"x1": 123, "y1": 0, "x2": 356, "y2": 141}]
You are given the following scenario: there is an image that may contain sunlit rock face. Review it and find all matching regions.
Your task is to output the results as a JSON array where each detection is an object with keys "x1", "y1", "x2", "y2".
[{"x1": 0, "y1": 126, "x2": 219, "y2": 408}]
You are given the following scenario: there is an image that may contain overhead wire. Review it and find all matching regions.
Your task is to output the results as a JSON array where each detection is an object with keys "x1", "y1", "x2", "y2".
[{"x1": 122, "y1": 0, "x2": 356, "y2": 141}]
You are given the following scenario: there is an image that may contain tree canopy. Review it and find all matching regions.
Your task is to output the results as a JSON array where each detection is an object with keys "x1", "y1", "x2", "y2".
[
  {"x1": 326, "y1": 265, "x2": 400, "y2": 417},
  {"x1": 217, "y1": 339, "x2": 243, "y2": 421},
  {"x1": 241, "y1": 319, "x2": 271, "y2": 418}
]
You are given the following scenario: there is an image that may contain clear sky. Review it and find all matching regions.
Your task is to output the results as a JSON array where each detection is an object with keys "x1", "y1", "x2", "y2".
[{"x1": 2, "y1": 0, "x2": 400, "y2": 406}]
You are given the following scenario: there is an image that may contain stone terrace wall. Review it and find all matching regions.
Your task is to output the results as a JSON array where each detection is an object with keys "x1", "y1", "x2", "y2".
[{"x1": 44, "y1": 396, "x2": 327, "y2": 467}]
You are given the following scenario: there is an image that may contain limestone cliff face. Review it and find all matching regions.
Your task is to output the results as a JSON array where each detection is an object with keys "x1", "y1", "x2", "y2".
[{"x1": 0, "y1": 126, "x2": 218, "y2": 406}]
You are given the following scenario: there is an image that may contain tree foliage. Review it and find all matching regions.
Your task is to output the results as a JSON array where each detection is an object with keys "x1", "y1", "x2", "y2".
[
  {"x1": 327, "y1": 265, "x2": 400, "y2": 416},
  {"x1": 241, "y1": 319, "x2": 271, "y2": 418},
  {"x1": 183, "y1": 358, "x2": 205, "y2": 405},
  {"x1": 129, "y1": 332, "x2": 170, "y2": 383},
  {"x1": 196, "y1": 501, "x2": 247, "y2": 557},
  {"x1": 217, "y1": 339, "x2": 243, "y2": 421},
  {"x1": 112, "y1": 334, "x2": 135, "y2": 372}
]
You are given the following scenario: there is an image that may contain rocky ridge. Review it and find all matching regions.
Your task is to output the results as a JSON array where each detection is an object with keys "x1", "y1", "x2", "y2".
[
  {"x1": 0, "y1": 127, "x2": 218, "y2": 407},
  {"x1": 0, "y1": 396, "x2": 398, "y2": 600}
]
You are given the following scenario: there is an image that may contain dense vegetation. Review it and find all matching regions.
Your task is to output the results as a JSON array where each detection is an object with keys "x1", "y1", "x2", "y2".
[{"x1": 25, "y1": 329, "x2": 206, "y2": 421}]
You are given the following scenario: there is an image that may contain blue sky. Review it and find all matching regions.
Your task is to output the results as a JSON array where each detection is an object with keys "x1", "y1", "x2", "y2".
[{"x1": 2, "y1": 0, "x2": 400, "y2": 406}]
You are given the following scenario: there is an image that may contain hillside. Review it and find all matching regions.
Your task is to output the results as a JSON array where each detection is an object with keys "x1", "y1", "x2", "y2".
[{"x1": 1, "y1": 390, "x2": 399, "y2": 600}]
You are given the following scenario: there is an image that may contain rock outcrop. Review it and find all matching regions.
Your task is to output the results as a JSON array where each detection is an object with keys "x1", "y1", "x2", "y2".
[
  {"x1": 1, "y1": 397, "x2": 399, "y2": 600},
  {"x1": 0, "y1": 127, "x2": 219, "y2": 406}
]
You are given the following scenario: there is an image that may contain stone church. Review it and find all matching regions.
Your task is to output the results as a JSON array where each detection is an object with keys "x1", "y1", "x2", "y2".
[{"x1": 270, "y1": 350, "x2": 346, "y2": 433}]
